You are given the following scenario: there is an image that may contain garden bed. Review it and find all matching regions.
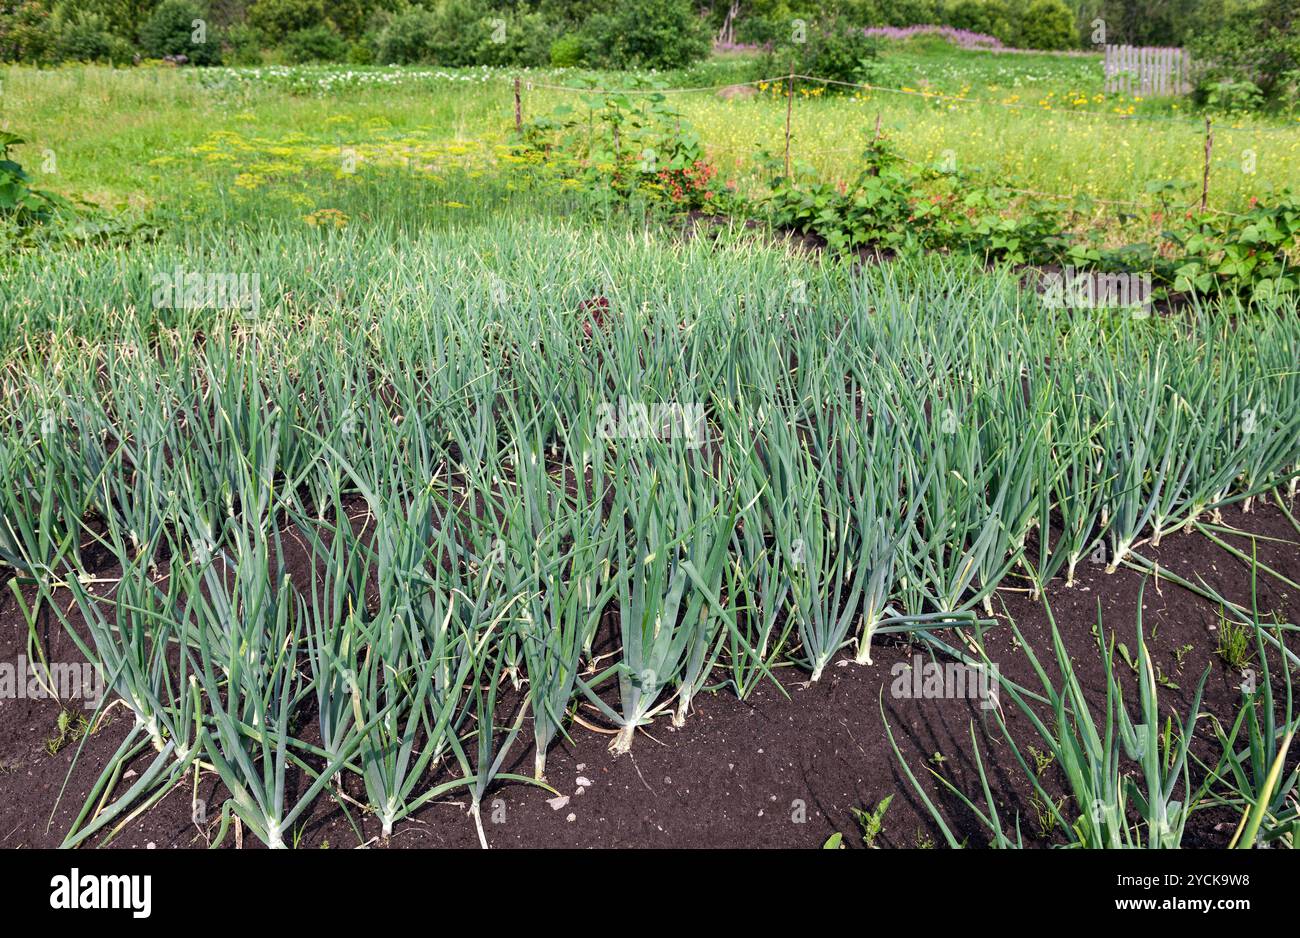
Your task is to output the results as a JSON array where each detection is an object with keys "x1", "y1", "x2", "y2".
[{"x1": 3, "y1": 491, "x2": 1296, "y2": 849}]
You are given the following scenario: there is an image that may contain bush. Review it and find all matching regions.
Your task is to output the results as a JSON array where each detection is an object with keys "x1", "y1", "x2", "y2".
[
  {"x1": 472, "y1": 8, "x2": 550, "y2": 66},
  {"x1": 1202, "y1": 78, "x2": 1265, "y2": 114},
  {"x1": 579, "y1": 0, "x2": 711, "y2": 70},
  {"x1": 1189, "y1": 0, "x2": 1300, "y2": 109},
  {"x1": 221, "y1": 21, "x2": 265, "y2": 63},
  {"x1": 374, "y1": 7, "x2": 444, "y2": 64},
  {"x1": 374, "y1": 2, "x2": 475, "y2": 66},
  {"x1": 246, "y1": 0, "x2": 325, "y2": 44},
  {"x1": 54, "y1": 12, "x2": 133, "y2": 63},
  {"x1": 281, "y1": 23, "x2": 345, "y2": 61},
  {"x1": 549, "y1": 32, "x2": 583, "y2": 67},
  {"x1": 374, "y1": 1, "x2": 548, "y2": 67},
  {"x1": 0, "y1": 0, "x2": 60, "y2": 63},
  {"x1": 140, "y1": 0, "x2": 223, "y2": 64},
  {"x1": 345, "y1": 38, "x2": 372, "y2": 63},
  {"x1": 945, "y1": 0, "x2": 1015, "y2": 45},
  {"x1": 760, "y1": 18, "x2": 880, "y2": 87},
  {"x1": 734, "y1": 15, "x2": 782, "y2": 47},
  {"x1": 1018, "y1": 0, "x2": 1076, "y2": 50},
  {"x1": 730, "y1": 1, "x2": 802, "y2": 47},
  {"x1": 875, "y1": 0, "x2": 941, "y2": 27},
  {"x1": 327, "y1": 0, "x2": 377, "y2": 40}
]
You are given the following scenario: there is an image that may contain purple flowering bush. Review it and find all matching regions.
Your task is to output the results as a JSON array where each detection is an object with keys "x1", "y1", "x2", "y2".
[{"x1": 863, "y1": 25, "x2": 1005, "y2": 50}]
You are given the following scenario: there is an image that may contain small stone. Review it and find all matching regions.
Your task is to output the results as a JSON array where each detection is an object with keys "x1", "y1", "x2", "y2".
[
  {"x1": 565, "y1": 813, "x2": 576, "y2": 823},
  {"x1": 547, "y1": 795, "x2": 570, "y2": 811},
  {"x1": 576, "y1": 776, "x2": 593, "y2": 788}
]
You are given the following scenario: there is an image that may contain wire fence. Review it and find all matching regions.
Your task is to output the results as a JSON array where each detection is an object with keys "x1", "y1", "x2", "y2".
[
  {"x1": 518, "y1": 71, "x2": 1298, "y2": 132},
  {"x1": 511, "y1": 69, "x2": 1295, "y2": 215}
]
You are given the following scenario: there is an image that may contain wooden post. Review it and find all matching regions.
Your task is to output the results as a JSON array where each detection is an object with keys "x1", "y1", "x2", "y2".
[
  {"x1": 514, "y1": 77, "x2": 522, "y2": 133},
  {"x1": 784, "y1": 64, "x2": 794, "y2": 178},
  {"x1": 1201, "y1": 116, "x2": 1213, "y2": 213},
  {"x1": 868, "y1": 113, "x2": 882, "y2": 176}
]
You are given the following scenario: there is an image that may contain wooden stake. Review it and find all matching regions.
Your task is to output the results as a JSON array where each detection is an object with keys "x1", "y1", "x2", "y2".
[
  {"x1": 784, "y1": 64, "x2": 794, "y2": 179},
  {"x1": 869, "y1": 113, "x2": 882, "y2": 176},
  {"x1": 1200, "y1": 116, "x2": 1213, "y2": 213},
  {"x1": 514, "y1": 77, "x2": 522, "y2": 134}
]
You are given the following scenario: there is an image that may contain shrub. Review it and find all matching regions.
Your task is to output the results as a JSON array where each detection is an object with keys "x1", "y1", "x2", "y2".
[
  {"x1": 731, "y1": 2, "x2": 801, "y2": 47},
  {"x1": 549, "y1": 32, "x2": 583, "y2": 67},
  {"x1": 0, "y1": 0, "x2": 60, "y2": 63},
  {"x1": 945, "y1": 0, "x2": 1016, "y2": 46},
  {"x1": 345, "y1": 37, "x2": 372, "y2": 63},
  {"x1": 1189, "y1": 0, "x2": 1300, "y2": 110},
  {"x1": 760, "y1": 17, "x2": 880, "y2": 87},
  {"x1": 875, "y1": 0, "x2": 941, "y2": 27},
  {"x1": 0, "y1": 130, "x2": 70, "y2": 238},
  {"x1": 221, "y1": 21, "x2": 264, "y2": 63},
  {"x1": 246, "y1": 0, "x2": 325, "y2": 44},
  {"x1": 472, "y1": 8, "x2": 551, "y2": 66},
  {"x1": 1018, "y1": 0, "x2": 1076, "y2": 50},
  {"x1": 374, "y1": 1, "x2": 548, "y2": 67},
  {"x1": 1202, "y1": 78, "x2": 1265, "y2": 114},
  {"x1": 326, "y1": 0, "x2": 382, "y2": 40},
  {"x1": 863, "y1": 24, "x2": 1004, "y2": 49},
  {"x1": 53, "y1": 12, "x2": 133, "y2": 63},
  {"x1": 374, "y1": 1, "x2": 474, "y2": 65},
  {"x1": 281, "y1": 23, "x2": 345, "y2": 61},
  {"x1": 374, "y1": 7, "x2": 444, "y2": 64},
  {"x1": 140, "y1": 0, "x2": 223, "y2": 64},
  {"x1": 579, "y1": 0, "x2": 711, "y2": 70}
]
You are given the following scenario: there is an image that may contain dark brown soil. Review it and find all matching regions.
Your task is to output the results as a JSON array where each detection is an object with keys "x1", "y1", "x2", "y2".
[{"x1": 2, "y1": 500, "x2": 1297, "y2": 849}]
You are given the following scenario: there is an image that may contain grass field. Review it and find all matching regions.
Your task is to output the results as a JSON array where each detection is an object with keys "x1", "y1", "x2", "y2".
[{"x1": 4, "y1": 44, "x2": 1297, "y2": 220}]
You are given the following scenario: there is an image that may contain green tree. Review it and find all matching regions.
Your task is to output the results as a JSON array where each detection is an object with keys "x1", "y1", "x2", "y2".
[
  {"x1": 246, "y1": 0, "x2": 324, "y2": 43},
  {"x1": 579, "y1": 0, "x2": 711, "y2": 69},
  {"x1": 946, "y1": 0, "x2": 1016, "y2": 43},
  {"x1": 0, "y1": 0, "x2": 60, "y2": 63},
  {"x1": 1189, "y1": 0, "x2": 1300, "y2": 106},
  {"x1": 139, "y1": 0, "x2": 221, "y2": 62},
  {"x1": 1019, "y1": 0, "x2": 1075, "y2": 48},
  {"x1": 67, "y1": 0, "x2": 162, "y2": 40}
]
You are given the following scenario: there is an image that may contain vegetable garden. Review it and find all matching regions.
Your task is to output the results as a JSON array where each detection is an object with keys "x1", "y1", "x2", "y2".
[{"x1": 1, "y1": 49, "x2": 1299, "y2": 852}]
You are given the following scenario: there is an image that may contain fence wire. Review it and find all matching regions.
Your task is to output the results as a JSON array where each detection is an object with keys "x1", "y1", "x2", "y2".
[{"x1": 511, "y1": 70, "x2": 1294, "y2": 213}]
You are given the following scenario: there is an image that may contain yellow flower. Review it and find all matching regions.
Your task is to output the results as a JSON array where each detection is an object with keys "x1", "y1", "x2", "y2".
[{"x1": 303, "y1": 208, "x2": 349, "y2": 229}]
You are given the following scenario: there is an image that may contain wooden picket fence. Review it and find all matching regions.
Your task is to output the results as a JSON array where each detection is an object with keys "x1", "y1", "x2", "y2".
[{"x1": 1103, "y1": 45, "x2": 1192, "y2": 97}]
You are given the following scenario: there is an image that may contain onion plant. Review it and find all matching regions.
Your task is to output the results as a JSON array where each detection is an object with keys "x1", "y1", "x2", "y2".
[
  {"x1": 889, "y1": 584, "x2": 1210, "y2": 848},
  {"x1": 6, "y1": 222, "x2": 1300, "y2": 846},
  {"x1": 490, "y1": 414, "x2": 618, "y2": 778}
]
